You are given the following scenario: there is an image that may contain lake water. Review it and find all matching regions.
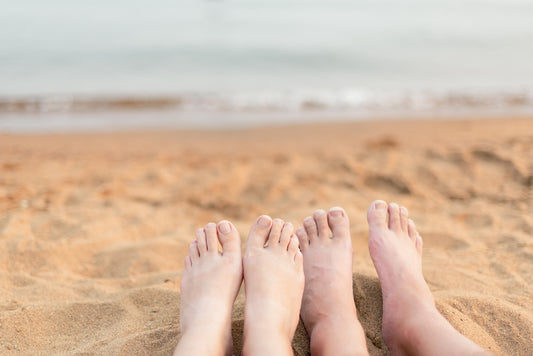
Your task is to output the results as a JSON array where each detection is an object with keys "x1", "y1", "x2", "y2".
[{"x1": 1, "y1": 0, "x2": 533, "y2": 131}]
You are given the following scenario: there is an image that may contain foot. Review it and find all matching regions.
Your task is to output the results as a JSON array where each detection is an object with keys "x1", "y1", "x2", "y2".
[
  {"x1": 242, "y1": 216, "x2": 304, "y2": 356},
  {"x1": 367, "y1": 200, "x2": 493, "y2": 356},
  {"x1": 296, "y1": 208, "x2": 369, "y2": 356},
  {"x1": 174, "y1": 221, "x2": 242, "y2": 356}
]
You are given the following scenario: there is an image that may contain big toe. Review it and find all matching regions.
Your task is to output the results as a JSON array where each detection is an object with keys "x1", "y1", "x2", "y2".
[
  {"x1": 247, "y1": 215, "x2": 273, "y2": 248},
  {"x1": 217, "y1": 220, "x2": 241, "y2": 255},
  {"x1": 367, "y1": 200, "x2": 388, "y2": 231},
  {"x1": 327, "y1": 207, "x2": 350, "y2": 240}
]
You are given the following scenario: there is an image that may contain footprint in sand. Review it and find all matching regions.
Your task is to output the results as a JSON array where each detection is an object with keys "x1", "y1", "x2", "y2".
[{"x1": 364, "y1": 174, "x2": 411, "y2": 195}]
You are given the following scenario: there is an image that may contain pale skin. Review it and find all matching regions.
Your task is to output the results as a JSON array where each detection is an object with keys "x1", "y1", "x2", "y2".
[
  {"x1": 367, "y1": 200, "x2": 494, "y2": 356},
  {"x1": 174, "y1": 216, "x2": 304, "y2": 356},
  {"x1": 173, "y1": 220, "x2": 242, "y2": 356},
  {"x1": 175, "y1": 203, "x2": 493, "y2": 356},
  {"x1": 242, "y1": 215, "x2": 304, "y2": 356},
  {"x1": 295, "y1": 207, "x2": 369, "y2": 356}
]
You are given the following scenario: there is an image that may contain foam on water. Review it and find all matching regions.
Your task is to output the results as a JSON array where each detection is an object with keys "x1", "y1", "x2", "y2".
[{"x1": 1, "y1": 0, "x2": 533, "y2": 130}]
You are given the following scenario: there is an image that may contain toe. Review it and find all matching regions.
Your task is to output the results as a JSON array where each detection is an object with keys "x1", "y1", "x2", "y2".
[
  {"x1": 205, "y1": 222, "x2": 219, "y2": 253},
  {"x1": 408, "y1": 219, "x2": 417, "y2": 243},
  {"x1": 415, "y1": 233, "x2": 423, "y2": 255},
  {"x1": 184, "y1": 255, "x2": 192, "y2": 269},
  {"x1": 196, "y1": 228, "x2": 208, "y2": 255},
  {"x1": 247, "y1": 215, "x2": 272, "y2": 248},
  {"x1": 295, "y1": 227, "x2": 309, "y2": 252},
  {"x1": 388, "y1": 203, "x2": 402, "y2": 232},
  {"x1": 288, "y1": 235, "x2": 299, "y2": 256},
  {"x1": 267, "y1": 218, "x2": 284, "y2": 247},
  {"x1": 279, "y1": 222, "x2": 294, "y2": 249},
  {"x1": 313, "y1": 209, "x2": 330, "y2": 240},
  {"x1": 367, "y1": 200, "x2": 388, "y2": 230},
  {"x1": 189, "y1": 240, "x2": 200, "y2": 262},
  {"x1": 400, "y1": 206, "x2": 409, "y2": 232},
  {"x1": 303, "y1": 216, "x2": 319, "y2": 242},
  {"x1": 217, "y1": 220, "x2": 241, "y2": 255},
  {"x1": 294, "y1": 250, "x2": 304, "y2": 270},
  {"x1": 327, "y1": 206, "x2": 350, "y2": 240}
]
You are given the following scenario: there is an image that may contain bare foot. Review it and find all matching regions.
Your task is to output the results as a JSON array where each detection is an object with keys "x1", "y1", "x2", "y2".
[
  {"x1": 367, "y1": 200, "x2": 493, "y2": 356},
  {"x1": 242, "y1": 215, "x2": 304, "y2": 356},
  {"x1": 295, "y1": 208, "x2": 369, "y2": 356},
  {"x1": 174, "y1": 221, "x2": 242, "y2": 356}
]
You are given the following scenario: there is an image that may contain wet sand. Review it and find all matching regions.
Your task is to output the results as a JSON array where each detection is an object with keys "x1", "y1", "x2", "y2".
[{"x1": 0, "y1": 118, "x2": 532, "y2": 355}]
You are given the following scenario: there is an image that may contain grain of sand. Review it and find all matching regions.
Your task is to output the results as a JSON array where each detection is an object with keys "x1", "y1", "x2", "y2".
[{"x1": 0, "y1": 118, "x2": 532, "y2": 355}]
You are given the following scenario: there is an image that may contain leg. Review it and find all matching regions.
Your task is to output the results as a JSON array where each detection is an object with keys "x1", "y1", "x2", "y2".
[
  {"x1": 174, "y1": 221, "x2": 243, "y2": 356},
  {"x1": 296, "y1": 208, "x2": 369, "y2": 356},
  {"x1": 242, "y1": 216, "x2": 305, "y2": 356},
  {"x1": 367, "y1": 200, "x2": 494, "y2": 356}
]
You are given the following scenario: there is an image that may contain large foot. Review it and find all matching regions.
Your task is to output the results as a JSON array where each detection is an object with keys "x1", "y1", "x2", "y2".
[
  {"x1": 174, "y1": 221, "x2": 243, "y2": 356},
  {"x1": 296, "y1": 208, "x2": 369, "y2": 356},
  {"x1": 242, "y1": 216, "x2": 304, "y2": 356},
  {"x1": 367, "y1": 200, "x2": 493, "y2": 356}
]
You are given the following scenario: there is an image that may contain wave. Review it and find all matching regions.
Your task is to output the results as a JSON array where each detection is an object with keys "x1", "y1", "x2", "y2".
[{"x1": 1, "y1": 89, "x2": 533, "y2": 115}]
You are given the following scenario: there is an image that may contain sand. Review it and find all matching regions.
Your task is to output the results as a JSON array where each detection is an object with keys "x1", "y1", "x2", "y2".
[{"x1": 0, "y1": 118, "x2": 532, "y2": 355}]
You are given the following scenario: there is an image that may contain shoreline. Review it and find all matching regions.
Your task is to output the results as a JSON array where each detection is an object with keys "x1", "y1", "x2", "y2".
[
  {"x1": 0, "y1": 114, "x2": 532, "y2": 135},
  {"x1": 1, "y1": 108, "x2": 533, "y2": 134}
]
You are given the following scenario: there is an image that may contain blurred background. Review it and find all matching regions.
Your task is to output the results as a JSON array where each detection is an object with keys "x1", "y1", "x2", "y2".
[
  {"x1": 1, "y1": 3, "x2": 532, "y2": 354},
  {"x1": 1, "y1": 0, "x2": 532, "y2": 132}
]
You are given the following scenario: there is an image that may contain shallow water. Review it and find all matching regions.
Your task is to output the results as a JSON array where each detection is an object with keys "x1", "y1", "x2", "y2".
[{"x1": 1, "y1": 0, "x2": 533, "y2": 130}]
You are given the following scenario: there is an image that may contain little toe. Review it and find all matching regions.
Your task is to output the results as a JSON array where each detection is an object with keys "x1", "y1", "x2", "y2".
[
  {"x1": 247, "y1": 215, "x2": 273, "y2": 248},
  {"x1": 217, "y1": 220, "x2": 241, "y2": 255},
  {"x1": 388, "y1": 203, "x2": 402, "y2": 232},
  {"x1": 367, "y1": 200, "x2": 388, "y2": 231},
  {"x1": 205, "y1": 222, "x2": 219, "y2": 253},
  {"x1": 267, "y1": 218, "x2": 284, "y2": 247},
  {"x1": 303, "y1": 216, "x2": 319, "y2": 242},
  {"x1": 288, "y1": 235, "x2": 299, "y2": 257},
  {"x1": 189, "y1": 240, "x2": 200, "y2": 262},
  {"x1": 295, "y1": 227, "x2": 309, "y2": 252},
  {"x1": 407, "y1": 219, "x2": 417, "y2": 243},
  {"x1": 279, "y1": 222, "x2": 294, "y2": 249},
  {"x1": 400, "y1": 206, "x2": 409, "y2": 232},
  {"x1": 313, "y1": 209, "x2": 330, "y2": 240},
  {"x1": 327, "y1": 206, "x2": 350, "y2": 240},
  {"x1": 196, "y1": 228, "x2": 208, "y2": 255}
]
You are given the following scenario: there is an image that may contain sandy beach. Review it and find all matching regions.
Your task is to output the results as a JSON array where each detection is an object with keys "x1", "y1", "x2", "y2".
[{"x1": 0, "y1": 117, "x2": 532, "y2": 355}]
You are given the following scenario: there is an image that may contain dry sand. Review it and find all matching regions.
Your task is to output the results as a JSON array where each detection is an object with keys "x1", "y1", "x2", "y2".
[{"x1": 0, "y1": 118, "x2": 532, "y2": 355}]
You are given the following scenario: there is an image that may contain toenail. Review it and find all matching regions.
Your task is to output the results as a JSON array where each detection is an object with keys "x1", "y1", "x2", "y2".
[
  {"x1": 218, "y1": 221, "x2": 231, "y2": 234},
  {"x1": 329, "y1": 207, "x2": 344, "y2": 217},
  {"x1": 257, "y1": 215, "x2": 271, "y2": 228},
  {"x1": 374, "y1": 201, "x2": 387, "y2": 210},
  {"x1": 304, "y1": 216, "x2": 313, "y2": 223}
]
